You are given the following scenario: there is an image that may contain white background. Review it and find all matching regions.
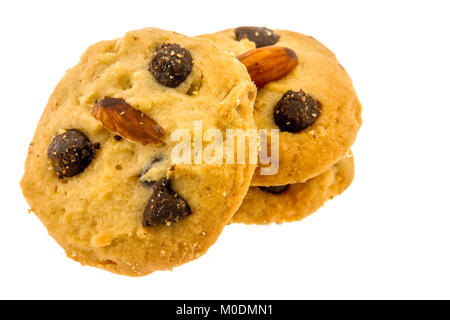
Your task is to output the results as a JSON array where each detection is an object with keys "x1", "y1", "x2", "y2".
[{"x1": 1, "y1": 0, "x2": 449, "y2": 299}]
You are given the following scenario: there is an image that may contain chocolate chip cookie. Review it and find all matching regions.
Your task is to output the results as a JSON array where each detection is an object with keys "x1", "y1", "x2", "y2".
[
  {"x1": 232, "y1": 153, "x2": 354, "y2": 224},
  {"x1": 200, "y1": 28, "x2": 362, "y2": 186},
  {"x1": 21, "y1": 28, "x2": 257, "y2": 276}
]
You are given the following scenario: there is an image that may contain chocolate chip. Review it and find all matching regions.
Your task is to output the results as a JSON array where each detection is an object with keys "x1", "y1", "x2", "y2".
[
  {"x1": 93, "y1": 142, "x2": 101, "y2": 149},
  {"x1": 259, "y1": 185, "x2": 290, "y2": 194},
  {"x1": 143, "y1": 178, "x2": 191, "y2": 227},
  {"x1": 235, "y1": 27, "x2": 280, "y2": 48},
  {"x1": 47, "y1": 129, "x2": 95, "y2": 178},
  {"x1": 113, "y1": 135, "x2": 122, "y2": 141},
  {"x1": 150, "y1": 43, "x2": 193, "y2": 88},
  {"x1": 273, "y1": 90, "x2": 321, "y2": 132}
]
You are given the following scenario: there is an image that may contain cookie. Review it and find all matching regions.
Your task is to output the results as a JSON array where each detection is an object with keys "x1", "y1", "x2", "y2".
[
  {"x1": 232, "y1": 153, "x2": 354, "y2": 225},
  {"x1": 200, "y1": 28, "x2": 362, "y2": 186},
  {"x1": 20, "y1": 28, "x2": 257, "y2": 276}
]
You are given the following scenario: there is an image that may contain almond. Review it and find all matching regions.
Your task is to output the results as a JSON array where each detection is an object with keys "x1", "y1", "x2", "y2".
[
  {"x1": 92, "y1": 98, "x2": 165, "y2": 145},
  {"x1": 237, "y1": 46, "x2": 298, "y2": 89}
]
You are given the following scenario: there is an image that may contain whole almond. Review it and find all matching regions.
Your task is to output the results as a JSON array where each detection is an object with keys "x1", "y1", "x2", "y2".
[
  {"x1": 92, "y1": 98, "x2": 165, "y2": 145},
  {"x1": 237, "y1": 46, "x2": 298, "y2": 89}
]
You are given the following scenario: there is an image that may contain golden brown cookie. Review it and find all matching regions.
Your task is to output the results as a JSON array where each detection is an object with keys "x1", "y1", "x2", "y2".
[
  {"x1": 232, "y1": 153, "x2": 354, "y2": 225},
  {"x1": 21, "y1": 28, "x2": 257, "y2": 276},
  {"x1": 200, "y1": 28, "x2": 362, "y2": 186}
]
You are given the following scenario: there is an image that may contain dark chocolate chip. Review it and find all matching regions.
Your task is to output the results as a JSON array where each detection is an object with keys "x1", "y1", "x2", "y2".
[
  {"x1": 47, "y1": 129, "x2": 95, "y2": 178},
  {"x1": 150, "y1": 43, "x2": 193, "y2": 88},
  {"x1": 235, "y1": 26, "x2": 280, "y2": 48},
  {"x1": 93, "y1": 142, "x2": 101, "y2": 149},
  {"x1": 113, "y1": 135, "x2": 123, "y2": 141},
  {"x1": 273, "y1": 90, "x2": 321, "y2": 132},
  {"x1": 258, "y1": 185, "x2": 290, "y2": 194},
  {"x1": 143, "y1": 178, "x2": 191, "y2": 227}
]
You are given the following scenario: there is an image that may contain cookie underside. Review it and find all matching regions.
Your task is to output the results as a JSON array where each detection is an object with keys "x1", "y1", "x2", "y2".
[{"x1": 232, "y1": 153, "x2": 355, "y2": 225}]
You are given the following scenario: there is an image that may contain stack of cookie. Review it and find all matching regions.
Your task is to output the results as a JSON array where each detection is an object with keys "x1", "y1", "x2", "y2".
[{"x1": 21, "y1": 27, "x2": 361, "y2": 276}]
